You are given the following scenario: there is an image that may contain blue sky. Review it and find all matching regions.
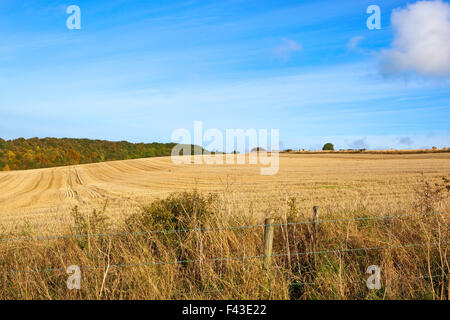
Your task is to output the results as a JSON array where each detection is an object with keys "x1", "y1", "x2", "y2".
[{"x1": 0, "y1": 0, "x2": 449, "y2": 150}]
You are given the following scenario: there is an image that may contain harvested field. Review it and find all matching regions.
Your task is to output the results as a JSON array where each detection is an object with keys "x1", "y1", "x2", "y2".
[{"x1": 1, "y1": 153, "x2": 449, "y2": 233}]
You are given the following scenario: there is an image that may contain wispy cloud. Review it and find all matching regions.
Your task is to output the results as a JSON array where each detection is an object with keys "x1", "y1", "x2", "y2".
[
  {"x1": 347, "y1": 36, "x2": 364, "y2": 51},
  {"x1": 398, "y1": 137, "x2": 414, "y2": 145},
  {"x1": 347, "y1": 138, "x2": 368, "y2": 149},
  {"x1": 273, "y1": 38, "x2": 302, "y2": 61}
]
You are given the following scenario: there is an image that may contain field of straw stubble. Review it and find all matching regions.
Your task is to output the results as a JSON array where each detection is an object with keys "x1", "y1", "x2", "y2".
[{"x1": 0, "y1": 153, "x2": 449, "y2": 299}]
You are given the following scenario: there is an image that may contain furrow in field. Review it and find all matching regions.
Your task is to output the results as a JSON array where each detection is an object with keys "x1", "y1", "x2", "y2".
[{"x1": 0, "y1": 171, "x2": 44, "y2": 203}]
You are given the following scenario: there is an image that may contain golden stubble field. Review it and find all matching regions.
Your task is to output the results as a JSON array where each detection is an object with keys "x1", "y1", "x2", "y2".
[
  {"x1": 0, "y1": 152, "x2": 450, "y2": 233},
  {"x1": 0, "y1": 152, "x2": 449, "y2": 300}
]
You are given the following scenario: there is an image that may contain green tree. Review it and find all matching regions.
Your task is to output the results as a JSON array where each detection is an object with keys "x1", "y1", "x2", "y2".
[{"x1": 322, "y1": 143, "x2": 334, "y2": 151}]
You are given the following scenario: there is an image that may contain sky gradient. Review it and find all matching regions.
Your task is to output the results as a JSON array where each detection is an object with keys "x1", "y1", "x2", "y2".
[{"x1": 1, "y1": 0, "x2": 449, "y2": 150}]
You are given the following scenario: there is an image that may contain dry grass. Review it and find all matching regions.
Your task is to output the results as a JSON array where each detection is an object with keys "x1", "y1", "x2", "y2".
[{"x1": 0, "y1": 153, "x2": 449, "y2": 299}]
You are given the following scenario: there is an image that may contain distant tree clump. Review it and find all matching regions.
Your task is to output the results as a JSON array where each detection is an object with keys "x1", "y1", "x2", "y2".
[
  {"x1": 322, "y1": 143, "x2": 334, "y2": 151},
  {"x1": 0, "y1": 137, "x2": 202, "y2": 171}
]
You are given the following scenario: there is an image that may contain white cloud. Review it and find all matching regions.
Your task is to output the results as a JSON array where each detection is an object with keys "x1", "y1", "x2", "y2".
[
  {"x1": 381, "y1": 0, "x2": 450, "y2": 78},
  {"x1": 347, "y1": 36, "x2": 364, "y2": 51},
  {"x1": 273, "y1": 38, "x2": 302, "y2": 61}
]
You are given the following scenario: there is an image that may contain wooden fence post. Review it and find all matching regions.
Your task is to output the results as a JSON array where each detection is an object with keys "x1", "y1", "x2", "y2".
[
  {"x1": 313, "y1": 206, "x2": 320, "y2": 231},
  {"x1": 263, "y1": 218, "x2": 275, "y2": 270},
  {"x1": 312, "y1": 206, "x2": 319, "y2": 266}
]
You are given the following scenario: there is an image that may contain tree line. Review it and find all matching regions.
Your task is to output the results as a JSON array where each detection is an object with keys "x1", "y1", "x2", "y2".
[{"x1": 0, "y1": 137, "x2": 197, "y2": 171}]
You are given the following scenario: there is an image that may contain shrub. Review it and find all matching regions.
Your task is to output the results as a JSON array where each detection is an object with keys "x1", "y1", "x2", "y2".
[
  {"x1": 322, "y1": 143, "x2": 334, "y2": 151},
  {"x1": 70, "y1": 202, "x2": 110, "y2": 249},
  {"x1": 414, "y1": 175, "x2": 450, "y2": 214},
  {"x1": 126, "y1": 190, "x2": 218, "y2": 233}
]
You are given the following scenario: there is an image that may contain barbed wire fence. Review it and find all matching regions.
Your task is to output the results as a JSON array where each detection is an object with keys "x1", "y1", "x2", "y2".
[
  {"x1": 0, "y1": 209, "x2": 448, "y2": 298},
  {"x1": 1, "y1": 211, "x2": 448, "y2": 243}
]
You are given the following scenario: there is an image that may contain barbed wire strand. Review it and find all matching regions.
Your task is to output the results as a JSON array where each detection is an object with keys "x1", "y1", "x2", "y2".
[
  {"x1": 6, "y1": 241, "x2": 448, "y2": 275},
  {"x1": 1, "y1": 211, "x2": 448, "y2": 244}
]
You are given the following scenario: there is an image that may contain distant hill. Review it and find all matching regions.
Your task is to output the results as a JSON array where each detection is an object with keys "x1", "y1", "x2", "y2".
[{"x1": 0, "y1": 137, "x2": 200, "y2": 171}]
